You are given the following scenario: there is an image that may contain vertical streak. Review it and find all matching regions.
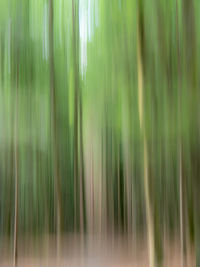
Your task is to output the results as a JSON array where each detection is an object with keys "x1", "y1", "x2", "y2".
[
  {"x1": 79, "y1": 90, "x2": 84, "y2": 235},
  {"x1": 72, "y1": 0, "x2": 83, "y2": 234},
  {"x1": 137, "y1": 5, "x2": 155, "y2": 267},
  {"x1": 179, "y1": 144, "x2": 185, "y2": 267},
  {"x1": 13, "y1": 55, "x2": 19, "y2": 267},
  {"x1": 117, "y1": 144, "x2": 121, "y2": 231},
  {"x1": 72, "y1": 0, "x2": 78, "y2": 232},
  {"x1": 176, "y1": 1, "x2": 186, "y2": 266},
  {"x1": 49, "y1": 0, "x2": 62, "y2": 257}
]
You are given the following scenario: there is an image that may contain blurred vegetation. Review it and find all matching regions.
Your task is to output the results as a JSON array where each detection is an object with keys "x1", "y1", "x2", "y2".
[{"x1": 0, "y1": 0, "x2": 199, "y2": 266}]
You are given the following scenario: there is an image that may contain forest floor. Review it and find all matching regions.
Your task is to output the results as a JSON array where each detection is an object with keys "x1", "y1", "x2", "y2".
[{"x1": 0, "y1": 234, "x2": 195, "y2": 266}]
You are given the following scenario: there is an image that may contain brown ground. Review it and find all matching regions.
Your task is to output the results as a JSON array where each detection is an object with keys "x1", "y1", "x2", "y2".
[{"x1": 0, "y1": 234, "x2": 195, "y2": 267}]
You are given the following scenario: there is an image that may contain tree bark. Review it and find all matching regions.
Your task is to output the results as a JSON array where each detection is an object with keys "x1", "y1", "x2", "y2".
[
  {"x1": 137, "y1": 3, "x2": 155, "y2": 266},
  {"x1": 176, "y1": 1, "x2": 187, "y2": 266},
  {"x1": 13, "y1": 55, "x2": 19, "y2": 267},
  {"x1": 72, "y1": 0, "x2": 79, "y2": 232},
  {"x1": 49, "y1": 0, "x2": 62, "y2": 257}
]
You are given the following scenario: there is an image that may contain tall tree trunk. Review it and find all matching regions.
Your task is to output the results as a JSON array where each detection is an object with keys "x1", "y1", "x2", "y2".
[
  {"x1": 13, "y1": 56, "x2": 19, "y2": 267},
  {"x1": 179, "y1": 145, "x2": 186, "y2": 267},
  {"x1": 79, "y1": 89, "x2": 84, "y2": 235},
  {"x1": 72, "y1": 0, "x2": 83, "y2": 234},
  {"x1": 72, "y1": 0, "x2": 79, "y2": 232},
  {"x1": 137, "y1": 3, "x2": 155, "y2": 267},
  {"x1": 176, "y1": 1, "x2": 187, "y2": 266},
  {"x1": 49, "y1": 0, "x2": 62, "y2": 257},
  {"x1": 117, "y1": 143, "x2": 121, "y2": 231}
]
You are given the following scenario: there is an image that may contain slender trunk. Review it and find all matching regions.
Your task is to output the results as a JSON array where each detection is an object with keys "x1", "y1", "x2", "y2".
[
  {"x1": 13, "y1": 56, "x2": 19, "y2": 267},
  {"x1": 72, "y1": 0, "x2": 82, "y2": 234},
  {"x1": 72, "y1": 0, "x2": 79, "y2": 232},
  {"x1": 79, "y1": 90, "x2": 84, "y2": 235},
  {"x1": 137, "y1": 4, "x2": 155, "y2": 267},
  {"x1": 179, "y1": 145, "x2": 186, "y2": 267},
  {"x1": 176, "y1": 1, "x2": 186, "y2": 266},
  {"x1": 117, "y1": 144, "x2": 121, "y2": 231},
  {"x1": 90, "y1": 143, "x2": 94, "y2": 234},
  {"x1": 49, "y1": 0, "x2": 62, "y2": 256}
]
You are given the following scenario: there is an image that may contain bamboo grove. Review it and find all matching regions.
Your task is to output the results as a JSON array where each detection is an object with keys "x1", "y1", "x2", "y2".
[{"x1": 0, "y1": 0, "x2": 200, "y2": 266}]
